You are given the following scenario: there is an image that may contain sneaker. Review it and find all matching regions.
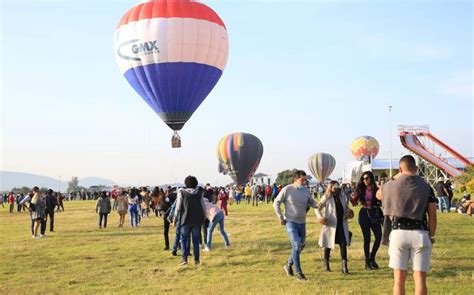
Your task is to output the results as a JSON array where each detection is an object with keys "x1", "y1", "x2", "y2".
[
  {"x1": 32, "y1": 235, "x2": 36, "y2": 239},
  {"x1": 284, "y1": 264, "x2": 294, "y2": 276},
  {"x1": 179, "y1": 261, "x2": 188, "y2": 267},
  {"x1": 295, "y1": 272, "x2": 307, "y2": 281},
  {"x1": 203, "y1": 246, "x2": 210, "y2": 252},
  {"x1": 40, "y1": 234, "x2": 46, "y2": 238},
  {"x1": 194, "y1": 261, "x2": 200, "y2": 266},
  {"x1": 171, "y1": 251, "x2": 177, "y2": 256}
]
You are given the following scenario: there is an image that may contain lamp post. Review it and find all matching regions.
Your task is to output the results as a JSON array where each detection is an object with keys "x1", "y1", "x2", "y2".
[{"x1": 388, "y1": 106, "x2": 393, "y2": 178}]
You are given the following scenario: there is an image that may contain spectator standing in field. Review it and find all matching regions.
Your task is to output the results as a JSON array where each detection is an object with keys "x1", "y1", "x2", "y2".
[
  {"x1": 116, "y1": 191, "x2": 128, "y2": 227},
  {"x1": 203, "y1": 198, "x2": 230, "y2": 251},
  {"x1": 31, "y1": 187, "x2": 47, "y2": 238},
  {"x1": 45, "y1": 189, "x2": 57, "y2": 232},
  {"x1": 377, "y1": 155, "x2": 437, "y2": 295},
  {"x1": 271, "y1": 183, "x2": 279, "y2": 203},
  {"x1": 8, "y1": 192, "x2": 15, "y2": 213},
  {"x1": 218, "y1": 187, "x2": 229, "y2": 216},
  {"x1": 235, "y1": 185, "x2": 243, "y2": 205},
  {"x1": 228, "y1": 186, "x2": 235, "y2": 205},
  {"x1": 56, "y1": 193, "x2": 65, "y2": 212},
  {"x1": 244, "y1": 184, "x2": 252, "y2": 205},
  {"x1": 350, "y1": 171, "x2": 382, "y2": 270},
  {"x1": 128, "y1": 190, "x2": 140, "y2": 227},
  {"x1": 96, "y1": 191, "x2": 111, "y2": 229},
  {"x1": 444, "y1": 179, "x2": 454, "y2": 211},
  {"x1": 251, "y1": 184, "x2": 259, "y2": 207},
  {"x1": 434, "y1": 177, "x2": 449, "y2": 213},
  {"x1": 273, "y1": 170, "x2": 318, "y2": 281},
  {"x1": 316, "y1": 181, "x2": 353, "y2": 274},
  {"x1": 173, "y1": 176, "x2": 206, "y2": 266}
]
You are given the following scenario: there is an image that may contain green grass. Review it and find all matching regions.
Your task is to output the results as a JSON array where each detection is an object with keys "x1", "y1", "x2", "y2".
[{"x1": 0, "y1": 201, "x2": 472, "y2": 294}]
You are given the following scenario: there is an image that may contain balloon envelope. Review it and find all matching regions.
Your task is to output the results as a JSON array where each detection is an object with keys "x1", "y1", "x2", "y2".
[
  {"x1": 216, "y1": 133, "x2": 264, "y2": 184},
  {"x1": 114, "y1": 0, "x2": 229, "y2": 131},
  {"x1": 308, "y1": 153, "x2": 336, "y2": 182},
  {"x1": 350, "y1": 136, "x2": 379, "y2": 161}
]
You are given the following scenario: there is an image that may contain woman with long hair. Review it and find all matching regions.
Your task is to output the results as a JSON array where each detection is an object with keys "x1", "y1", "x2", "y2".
[
  {"x1": 116, "y1": 190, "x2": 128, "y2": 227},
  {"x1": 316, "y1": 181, "x2": 353, "y2": 274},
  {"x1": 350, "y1": 171, "x2": 382, "y2": 270}
]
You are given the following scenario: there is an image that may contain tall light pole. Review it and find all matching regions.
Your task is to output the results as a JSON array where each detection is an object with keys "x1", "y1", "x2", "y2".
[{"x1": 388, "y1": 106, "x2": 393, "y2": 178}]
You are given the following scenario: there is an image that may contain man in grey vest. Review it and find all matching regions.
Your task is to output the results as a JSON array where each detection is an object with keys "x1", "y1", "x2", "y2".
[
  {"x1": 173, "y1": 176, "x2": 206, "y2": 266},
  {"x1": 377, "y1": 155, "x2": 437, "y2": 295},
  {"x1": 273, "y1": 170, "x2": 318, "y2": 281}
]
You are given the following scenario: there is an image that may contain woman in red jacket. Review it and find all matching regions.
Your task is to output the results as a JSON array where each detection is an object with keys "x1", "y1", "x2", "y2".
[{"x1": 218, "y1": 188, "x2": 229, "y2": 216}]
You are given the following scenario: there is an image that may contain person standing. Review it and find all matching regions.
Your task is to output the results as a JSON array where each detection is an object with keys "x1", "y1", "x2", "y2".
[
  {"x1": 218, "y1": 188, "x2": 229, "y2": 216},
  {"x1": 244, "y1": 184, "x2": 252, "y2": 205},
  {"x1": 251, "y1": 184, "x2": 259, "y2": 207},
  {"x1": 235, "y1": 185, "x2": 243, "y2": 205},
  {"x1": 30, "y1": 187, "x2": 47, "y2": 238},
  {"x1": 273, "y1": 170, "x2": 318, "y2": 281},
  {"x1": 96, "y1": 191, "x2": 111, "y2": 229},
  {"x1": 265, "y1": 184, "x2": 272, "y2": 204},
  {"x1": 45, "y1": 189, "x2": 57, "y2": 232},
  {"x1": 316, "y1": 181, "x2": 353, "y2": 274},
  {"x1": 56, "y1": 193, "x2": 65, "y2": 212},
  {"x1": 228, "y1": 186, "x2": 235, "y2": 206},
  {"x1": 128, "y1": 190, "x2": 139, "y2": 227},
  {"x1": 434, "y1": 177, "x2": 449, "y2": 213},
  {"x1": 116, "y1": 191, "x2": 128, "y2": 228},
  {"x1": 203, "y1": 198, "x2": 230, "y2": 251},
  {"x1": 8, "y1": 192, "x2": 15, "y2": 213},
  {"x1": 444, "y1": 179, "x2": 454, "y2": 212},
  {"x1": 173, "y1": 176, "x2": 206, "y2": 266},
  {"x1": 271, "y1": 183, "x2": 279, "y2": 203},
  {"x1": 377, "y1": 155, "x2": 437, "y2": 295},
  {"x1": 350, "y1": 171, "x2": 382, "y2": 270}
]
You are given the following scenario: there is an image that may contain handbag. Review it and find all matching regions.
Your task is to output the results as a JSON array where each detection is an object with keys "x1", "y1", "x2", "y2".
[{"x1": 367, "y1": 207, "x2": 383, "y2": 225}]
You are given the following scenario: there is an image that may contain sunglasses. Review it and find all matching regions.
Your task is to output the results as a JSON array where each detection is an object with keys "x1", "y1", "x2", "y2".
[{"x1": 363, "y1": 177, "x2": 370, "y2": 180}]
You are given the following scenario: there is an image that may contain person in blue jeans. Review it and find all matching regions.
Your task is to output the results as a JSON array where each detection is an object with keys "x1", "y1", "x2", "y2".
[
  {"x1": 173, "y1": 176, "x2": 206, "y2": 266},
  {"x1": 128, "y1": 190, "x2": 139, "y2": 227},
  {"x1": 435, "y1": 178, "x2": 450, "y2": 212},
  {"x1": 273, "y1": 170, "x2": 318, "y2": 281},
  {"x1": 168, "y1": 199, "x2": 189, "y2": 256},
  {"x1": 202, "y1": 198, "x2": 230, "y2": 251}
]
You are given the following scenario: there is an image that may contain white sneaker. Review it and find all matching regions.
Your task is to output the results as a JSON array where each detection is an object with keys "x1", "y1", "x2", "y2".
[
  {"x1": 203, "y1": 246, "x2": 210, "y2": 252},
  {"x1": 32, "y1": 235, "x2": 36, "y2": 239},
  {"x1": 40, "y1": 234, "x2": 46, "y2": 238}
]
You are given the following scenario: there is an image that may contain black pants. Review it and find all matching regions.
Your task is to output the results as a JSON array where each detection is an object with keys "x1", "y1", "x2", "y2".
[
  {"x1": 40, "y1": 218, "x2": 46, "y2": 235},
  {"x1": 201, "y1": 219, "x2": 210, "y2": 244},
  {"x1": 324, "y1": 245, "x2": 347, "y2": 260},
  {"x1": 47, "y1": 211, "x2": 55, "y2": 231},
  {"x1": 99, "y1": 213, "x2": 108, "y2": 228},
  {"x1": 163, "y1": 218, "x2": 170, "y2": 248},
  {"x1": 9, "y1": 204, "x2": 14, "y2": 213},
  {"x1": 358, "y1": 208, "x2": 382, "y2": 260}
]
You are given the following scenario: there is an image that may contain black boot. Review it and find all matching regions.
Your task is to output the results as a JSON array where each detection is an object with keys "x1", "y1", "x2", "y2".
[
  {"x1": 365, "y1": 258, "x2": 374, "y2": 270},
  {"x1": 324, "y1": 259, "x2": 331, "y2": 272},
  {"x1": 370, "y1": 257, "x2": 379, "y2": 269},
  {"x1": 342, "y1": 259, "x2": 349, "y2": 274}
]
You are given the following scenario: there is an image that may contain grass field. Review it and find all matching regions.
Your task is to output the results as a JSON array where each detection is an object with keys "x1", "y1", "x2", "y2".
[{"x1": 0, "y1": 201, "x2": 472, "y2": 294}]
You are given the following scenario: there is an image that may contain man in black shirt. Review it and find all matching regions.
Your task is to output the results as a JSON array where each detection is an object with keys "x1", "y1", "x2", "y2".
[
  {"x1": 434, "y1": 177, "x2": 449, "y2": 213},
  {"x1": 377, "y1": 155, "x2": 437, "y2": 295}
]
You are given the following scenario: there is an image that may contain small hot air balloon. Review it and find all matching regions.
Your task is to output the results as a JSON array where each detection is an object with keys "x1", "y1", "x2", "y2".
[
  {"x1": 114, "y1": 0, "x2": 229, "y2": 148},
  {"x1": 308, "y1": 153, "x2": 336, "y2": 182},
  {"x1": 350, "y1": 136, "x2": 379, "y2": 162},
  {"x1": 216, "y1": 133, "x2": 264, "y2": 184}
]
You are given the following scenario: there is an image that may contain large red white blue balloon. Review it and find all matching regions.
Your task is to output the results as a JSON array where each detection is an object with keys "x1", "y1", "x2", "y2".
[{"x1": 114, "y1": 0, "x2": 229, "y2": 133}]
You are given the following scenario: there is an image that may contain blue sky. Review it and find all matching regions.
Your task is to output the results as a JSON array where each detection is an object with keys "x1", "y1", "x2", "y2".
[{"x1": 1, "y1": 0, "x2": 472, "y2": 186}]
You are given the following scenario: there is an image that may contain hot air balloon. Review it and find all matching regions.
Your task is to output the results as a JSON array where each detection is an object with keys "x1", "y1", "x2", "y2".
[
  {"x1": 114, "y1": 0, "x2": 229, "y2": 148},
  {"x1": 308, "y1": 153, "x2": 336, "y2": 182},
  {"x1": 350, "y1": 136, "x2": 379, "y2": 162},
  {"x1": 216, "y1": 133, "x2": 264, "y2": 184}
]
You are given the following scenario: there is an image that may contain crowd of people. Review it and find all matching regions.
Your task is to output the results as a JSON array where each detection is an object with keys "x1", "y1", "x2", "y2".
[{"x1": 3, "y1": 154, "x2": 472, "y2": 295}]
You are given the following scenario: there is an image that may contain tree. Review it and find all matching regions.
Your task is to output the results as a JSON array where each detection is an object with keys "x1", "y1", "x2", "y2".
[
  {"x1": 455, "y1": 166, "x2": 474, "y2": 194},
  {"x1": 275, "y1": 169, "x2": 299, "y2": 187},
  {"x1": 67, "y1": 177, "x2": 79, "y2": 193}
]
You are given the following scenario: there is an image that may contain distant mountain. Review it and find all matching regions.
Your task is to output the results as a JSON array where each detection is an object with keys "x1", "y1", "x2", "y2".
[
  {"x1": 79, "y1": 177, "x2": 116, "y2": 188},
  {"x1": 0, "y1": 171, "x2": 116, "y2": 192}
]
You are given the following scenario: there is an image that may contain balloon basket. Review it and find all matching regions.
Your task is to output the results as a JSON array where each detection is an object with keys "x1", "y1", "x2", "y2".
[{"x1": 171, "y1": 132, "x2": 181, "y2": 148}]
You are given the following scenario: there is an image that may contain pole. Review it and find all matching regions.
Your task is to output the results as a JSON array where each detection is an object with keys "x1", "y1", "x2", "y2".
[{"x1": 388, "y1": 106, "x2": 393, "y2": 178}]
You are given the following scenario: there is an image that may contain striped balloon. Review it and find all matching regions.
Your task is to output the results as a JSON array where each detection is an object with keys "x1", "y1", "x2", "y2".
[
  {"x1": 308, "y1": 153, "x2": 336, "y2": 182},
  {"x1": 114, "y1": 0, "x2": 229, "y2": 131},
  {"x1": 350, "y1": 136, "x2": 379, "y2": 161},
  {"x1": 216, "y1": 133, "x2": 264, "y2": 184}
]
